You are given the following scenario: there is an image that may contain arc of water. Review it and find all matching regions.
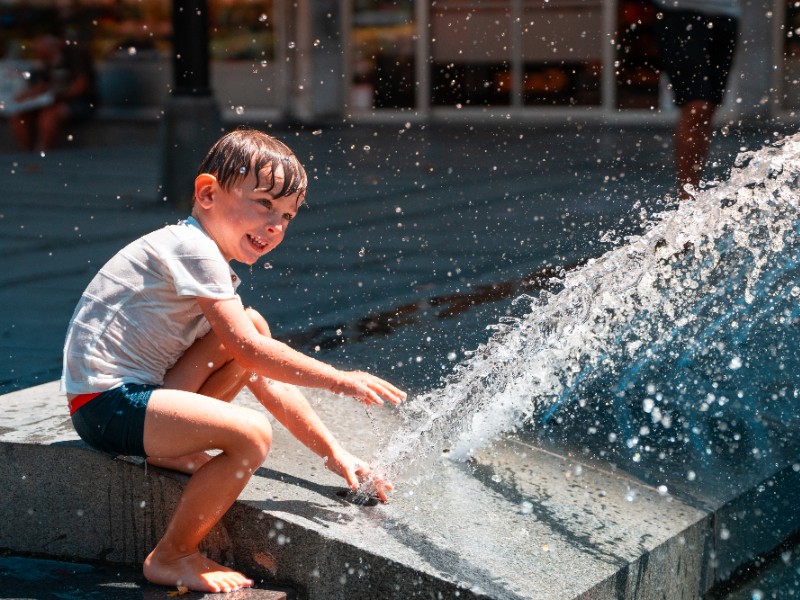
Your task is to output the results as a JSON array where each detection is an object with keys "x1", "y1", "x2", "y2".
[{"x1": 369, "y1": 134, "x2": 800, "y2": 486}]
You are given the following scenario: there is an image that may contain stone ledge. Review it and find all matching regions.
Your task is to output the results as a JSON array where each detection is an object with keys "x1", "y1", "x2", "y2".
[{"x1": 2, "y1": 381, "x2": 800, "y2": 599}]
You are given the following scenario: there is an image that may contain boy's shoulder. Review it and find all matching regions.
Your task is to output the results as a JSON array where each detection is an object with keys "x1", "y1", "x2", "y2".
[{"x1": 140, "y1": 220, "x2": 216, "y2": 255}]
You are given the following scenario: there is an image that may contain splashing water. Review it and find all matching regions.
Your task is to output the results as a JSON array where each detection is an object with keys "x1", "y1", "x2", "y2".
[{"x1": 369, "y1": 132, "x2": 800, "y2": 488}]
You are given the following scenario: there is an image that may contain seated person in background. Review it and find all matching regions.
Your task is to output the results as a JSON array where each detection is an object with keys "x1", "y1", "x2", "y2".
[{"x1": 9, "y1": 33, "x2": 97, "y2": 152}]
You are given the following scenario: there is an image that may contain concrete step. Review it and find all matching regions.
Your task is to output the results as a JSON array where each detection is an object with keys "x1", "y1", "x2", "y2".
[
  {"x1": 3, "y1": 381, "x2": 800, "y2": 599},
  {"x1": 0, "y1": 553, "x2": 291, "y2": 600}
]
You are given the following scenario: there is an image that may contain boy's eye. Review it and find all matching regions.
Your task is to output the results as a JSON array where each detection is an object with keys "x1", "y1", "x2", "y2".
[
  {"x1": 284, "y1": 213, "x2": 294, "y2": 222},
  {"x1": 259, "y1": 199, "x2": 273, "y2": 209}
]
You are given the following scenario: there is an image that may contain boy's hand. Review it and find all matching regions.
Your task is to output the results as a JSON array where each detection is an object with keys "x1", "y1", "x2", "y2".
[
  {"x1": 331, "y1": 370, "x2": 406, "y2": 407},
  {"x1": 325, "y1": 447, "x2": 394, "y2": 503}
]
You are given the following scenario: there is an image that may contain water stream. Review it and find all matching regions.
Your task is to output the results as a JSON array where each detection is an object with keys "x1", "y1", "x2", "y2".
[{"x1": 372, "y1": 132, "x2": 800, "y2": 487}]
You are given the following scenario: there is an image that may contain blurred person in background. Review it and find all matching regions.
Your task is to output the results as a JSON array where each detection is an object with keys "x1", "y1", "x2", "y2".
[{"x1": 9, "y1": 32, "x2": 97, "y2": 153}]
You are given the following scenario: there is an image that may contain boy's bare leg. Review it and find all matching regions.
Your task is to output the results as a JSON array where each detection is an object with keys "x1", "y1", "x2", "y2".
[
  {"x1": 142, "y1": 317, "x2": 265, "y2": 592},
  {"x1": 142, "y1": 390, "x2": 271, "y2": 592},
  {"x1": 147, "y1": 327, "x2": 250, "y2": 475}
]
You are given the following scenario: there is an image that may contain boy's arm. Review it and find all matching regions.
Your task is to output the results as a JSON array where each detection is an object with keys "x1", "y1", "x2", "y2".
[
  {"x1": 250, "y1": 375, "x2": 340, "y2": 458},
  {"x1": 248, "y1": 376, "x2": 393, "y2": 500},
  {"x1": 198, "y1": 296, "x2": 405, "y2": 406}
]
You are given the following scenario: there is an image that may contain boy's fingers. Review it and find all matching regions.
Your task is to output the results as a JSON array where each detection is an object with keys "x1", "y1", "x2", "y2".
[
  {"x1": 385, "y1": 391, "x2": 403, "y2": 405},
  {"x1": 360, "y1": 390, "x2": 383, "y2": 406},
  {"x1": 345, "y1": 468, "x2": 359, "y2": 491},
  {"x1": 374, "y1": 479, "x2": 392, "y2": 502},
  {"x1": 368, "y1": 382, "x2": 404, "y2": 406}
]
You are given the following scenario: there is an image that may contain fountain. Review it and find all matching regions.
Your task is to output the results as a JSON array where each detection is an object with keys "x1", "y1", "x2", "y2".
[
  {"x1": 3, "y1": 129, "x2": 800, "y2": 599},
  {"x1": 376, "y1": 132, "x2": 799, "y2": 467},
  {"x1": 349, "y1": 132, "x2": 800, "y2": 596}
]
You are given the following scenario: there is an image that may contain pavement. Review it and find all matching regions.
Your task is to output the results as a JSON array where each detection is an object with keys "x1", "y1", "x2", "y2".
[
  {"x1": 1, "y1": 117, "x2": 800, "y2": 599},
  {"x1": 0, "y1": 553, "x2": 290, "y2": 600}
]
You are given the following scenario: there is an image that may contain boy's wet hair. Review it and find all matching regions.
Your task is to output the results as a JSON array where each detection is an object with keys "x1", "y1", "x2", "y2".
[{"x1": 197, "y1": 129, "x2": 307, "y2": 203}]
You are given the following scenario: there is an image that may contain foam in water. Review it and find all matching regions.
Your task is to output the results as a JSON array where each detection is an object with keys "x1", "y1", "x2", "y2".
[{"x1": 368, "y1": 132, "x2": 800, "y2": 488}]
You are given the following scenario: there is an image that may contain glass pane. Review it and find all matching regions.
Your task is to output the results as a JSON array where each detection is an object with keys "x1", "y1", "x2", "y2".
[
  {"x1": 430, "y1": 0, "x2": 511, "y2": 107},
  {"x1": 615, "y1": 0, "x2": 660, "y2": 109},
  {"x1": 209, "y1": 0, "x2": 276, "y2": 62},
  {"x1": 520, "y1": 0, "x2": 603, "y2": 106},
  {"x1": 351, "y1": 0, "x2": 416, "y2": 110},
  {"x1": 0, "y1": 1, "x2": 281, "y2": 111},
  {"x1": 208, "y1": 0, "x2": 280, "y2": 112},
  {"x1": 97, "y1": 1, "x2": 170, "y2": 58},
  {"x1": 784, "y1": 0, "x2": 800, "y2": 110}
]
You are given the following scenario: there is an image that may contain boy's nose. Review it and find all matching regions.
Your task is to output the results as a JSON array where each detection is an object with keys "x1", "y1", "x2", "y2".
[{"x1": 265, "y1": 221, "x2": 284, "y2": 234}]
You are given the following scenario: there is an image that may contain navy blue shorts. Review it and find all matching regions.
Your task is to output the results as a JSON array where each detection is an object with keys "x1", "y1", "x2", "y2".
[
  {"x1": 70, "y1": 383, "x2": 158, "y2": 458},
  {"x1": 654, "y1": 9, "x2": 738, "y2": 106}
]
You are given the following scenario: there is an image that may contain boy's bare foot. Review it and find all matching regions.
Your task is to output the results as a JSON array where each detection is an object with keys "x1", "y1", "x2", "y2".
[
  {"x1": 143, "y1": 548, "x2": 253, "y2": 593},
  {"x1": 147, "y1": 451, "x2": 212, "y2": 475}
]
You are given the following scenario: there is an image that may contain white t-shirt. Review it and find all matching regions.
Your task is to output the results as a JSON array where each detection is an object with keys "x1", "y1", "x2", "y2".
[{"x1": 61, "y1": 217, "x2": 241, "y2": 394}]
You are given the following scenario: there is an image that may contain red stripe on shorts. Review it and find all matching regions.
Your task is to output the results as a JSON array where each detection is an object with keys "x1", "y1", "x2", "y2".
[{"x1": 68, "y1": 392, "x2": 101, "y2": 415}]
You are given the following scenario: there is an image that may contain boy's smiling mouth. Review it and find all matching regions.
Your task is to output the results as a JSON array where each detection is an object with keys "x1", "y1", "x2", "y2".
[{"x1": 247, "y1": 234, "x2": 269, "y2": 252}]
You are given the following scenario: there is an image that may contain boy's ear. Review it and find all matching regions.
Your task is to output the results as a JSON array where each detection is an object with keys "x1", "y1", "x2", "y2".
[{"x1": 194, "y1": 173, "x2": 217, "y2": 208}]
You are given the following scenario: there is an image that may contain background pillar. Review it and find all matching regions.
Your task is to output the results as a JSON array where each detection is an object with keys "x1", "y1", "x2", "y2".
[{"x1": 160, "y1": 0, "x2": 222, "y2": 210}]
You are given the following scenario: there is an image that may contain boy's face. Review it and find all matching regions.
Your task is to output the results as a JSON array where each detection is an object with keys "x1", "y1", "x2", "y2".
[{"x1": 195, "y1": 164, "x2": 304, "y2": 265}]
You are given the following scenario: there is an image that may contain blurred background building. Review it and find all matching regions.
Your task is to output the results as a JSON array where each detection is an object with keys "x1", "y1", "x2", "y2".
[{"x1": 0, "y1": 0, "x2": 793, "y2": 126}]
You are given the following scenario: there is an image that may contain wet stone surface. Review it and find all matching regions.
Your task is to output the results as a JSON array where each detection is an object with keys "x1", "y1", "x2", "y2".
[{"x1": 0, "y1": 554, "x2": 290, "y2": 600}]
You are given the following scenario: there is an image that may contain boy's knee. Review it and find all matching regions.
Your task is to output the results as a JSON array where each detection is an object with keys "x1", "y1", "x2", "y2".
[
  {"x1": 245, "y1": 307, "x2": 272, "y2": 337},
  {"x1": 245, "y1": 412, "x2": 272, "y2": 461}
]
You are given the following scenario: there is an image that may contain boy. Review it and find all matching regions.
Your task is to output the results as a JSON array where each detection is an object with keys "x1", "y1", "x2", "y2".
[{"x1": 61, "y1": 129, "x2": 406, "y2": 593}]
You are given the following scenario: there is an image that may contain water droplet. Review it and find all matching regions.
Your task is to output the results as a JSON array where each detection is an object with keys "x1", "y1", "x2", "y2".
[{"x1": 235, "y1": 106, "x2": 245, "y2": 115}]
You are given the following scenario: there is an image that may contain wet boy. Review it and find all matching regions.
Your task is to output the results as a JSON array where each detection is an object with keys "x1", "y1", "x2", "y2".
[{"x1": 61, "y1": 129, "x2": 406, "y2": 593}]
